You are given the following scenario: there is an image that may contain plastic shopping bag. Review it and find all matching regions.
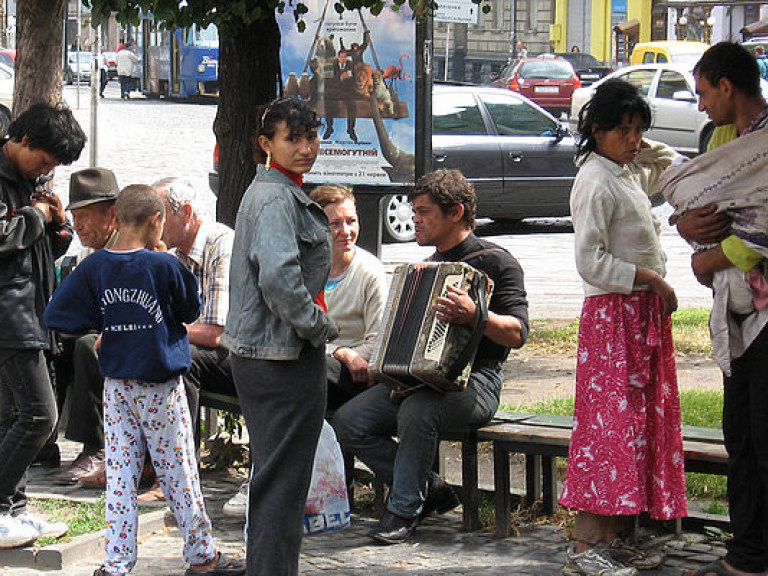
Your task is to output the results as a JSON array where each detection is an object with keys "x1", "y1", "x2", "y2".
[{"x1": 303, "y1": 421, "x2": 351, "y2": 536}]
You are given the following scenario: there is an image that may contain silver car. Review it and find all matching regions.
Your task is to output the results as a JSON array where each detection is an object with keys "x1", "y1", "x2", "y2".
[{"x1": 384, "y1": 84, "x2": 578, "y2": 242}]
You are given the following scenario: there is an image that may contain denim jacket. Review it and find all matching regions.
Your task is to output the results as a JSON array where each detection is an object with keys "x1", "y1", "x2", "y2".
[{"x1": 223, "y1": 165, "x2": 338, "y2": 360}]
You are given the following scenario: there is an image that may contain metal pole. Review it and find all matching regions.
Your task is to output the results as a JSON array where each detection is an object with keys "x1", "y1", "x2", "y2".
[
  {"x1": 444, "y1": 24, "x2": 450, "y2": 81},
  {"x1": 509, "y1": 0, "x2": 516, "y2": 63},
  {"x1": 90, "y1": 23, "x2": 99, "y2": 167},
  {"x1": 76, "y1": 0, "x2": 82, "y2": 109}
]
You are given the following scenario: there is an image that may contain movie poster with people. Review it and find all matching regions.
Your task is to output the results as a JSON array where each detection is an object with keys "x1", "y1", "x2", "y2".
[{"x1": 277, "y1": 0, "x2": 417, "y2": 185}]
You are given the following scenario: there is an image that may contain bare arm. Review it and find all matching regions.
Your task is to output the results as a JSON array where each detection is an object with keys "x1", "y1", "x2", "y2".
[
  {"x1": 691, "y1": 246, "x2": 732, "y2": 288},
  {"x1": 185, "y1": 323, "x2": 224, "y2": 348}
]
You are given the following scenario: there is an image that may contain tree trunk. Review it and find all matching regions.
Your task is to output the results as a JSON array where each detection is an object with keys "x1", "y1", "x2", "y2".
[
  {"x1": 14, "y1": 0, "x2": 65, "y2": 116},
  {"x1": 215, "y1": 15, "x2": 281, "y2": 228}
]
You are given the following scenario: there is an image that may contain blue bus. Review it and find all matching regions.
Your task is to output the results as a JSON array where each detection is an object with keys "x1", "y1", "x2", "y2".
[{"x1": 139, "y1": 16, "x2": 219, "y2": 98}]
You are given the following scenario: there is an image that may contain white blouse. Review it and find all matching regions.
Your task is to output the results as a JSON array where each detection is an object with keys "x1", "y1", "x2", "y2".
[{"x1": 570, "y1": 140, "x2": 680, "y2": 297}]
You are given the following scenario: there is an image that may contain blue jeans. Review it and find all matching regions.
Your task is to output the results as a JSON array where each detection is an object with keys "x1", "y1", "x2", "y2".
[
  {"x1": 0, "y1": 349, "x2": 58, "y2": 514},
  {"x1": 332, "y1": 364, "x2": 501, "y2": 519}
]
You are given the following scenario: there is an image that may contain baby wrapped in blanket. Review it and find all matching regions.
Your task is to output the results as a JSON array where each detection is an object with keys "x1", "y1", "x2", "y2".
[{"x1": 659, "y1": 127, "x2": 768, "y2": 373}]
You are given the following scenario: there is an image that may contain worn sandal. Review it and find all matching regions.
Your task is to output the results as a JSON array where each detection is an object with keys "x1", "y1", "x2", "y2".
[
  {"x1": 137, "y1": 480, "x2": 165, "y2": 503},
  {"x1": 683, "y1": 559, "x2": 739, "y2": 576},
  {"x1": 185, "y1": 552, "x2": 246, "y2": 576}
]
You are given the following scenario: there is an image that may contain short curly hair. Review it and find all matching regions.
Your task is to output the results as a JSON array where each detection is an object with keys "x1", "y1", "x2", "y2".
[
  {"x1": 409, "y1": 169, "x2": 476, "y2": 229},
  {"x1": 253, "y1": 98, "x2": 320, "y2": 164}
]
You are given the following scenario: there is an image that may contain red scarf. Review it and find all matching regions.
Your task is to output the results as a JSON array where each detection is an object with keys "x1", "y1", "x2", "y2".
[{"x1": 271, "y1": 161, "x2": 303, "y2": 187}]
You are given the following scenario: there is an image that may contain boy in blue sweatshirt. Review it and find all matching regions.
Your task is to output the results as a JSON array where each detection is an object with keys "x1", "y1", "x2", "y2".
[{"x1": 44, "y1": 185, "x2": 244, "y2": 576}]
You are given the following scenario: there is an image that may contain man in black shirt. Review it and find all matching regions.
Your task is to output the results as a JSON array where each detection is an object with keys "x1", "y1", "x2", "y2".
[{"x1": 333, "y1": 169, "x2": 529, "y2": 544}]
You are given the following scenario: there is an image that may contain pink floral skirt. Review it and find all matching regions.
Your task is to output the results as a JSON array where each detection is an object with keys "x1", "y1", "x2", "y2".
[{"x1": 559, "y1": 291, "x2": 687, "y2": 520}]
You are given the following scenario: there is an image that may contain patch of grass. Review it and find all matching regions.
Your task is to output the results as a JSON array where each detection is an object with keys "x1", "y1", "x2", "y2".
[
  {"x1": 29, "y1": 496, "x2": 106, "y2": 546},
  {"x1": 701, "y1": 500, "x2": 728, "y2": 516},
  {"x1": 526, "y1": 320, "x2": 579, "y2": 355},
  {"x1": 527, "y1": 308, "x2": 712, "y2": 357},
  {"x1": 688, "y1": 472, "x2": 728, "y2": 503},
  {"x1": 29, "y1": 494, "x2": 153, "y2": 546},
  {"x1": 671, "y1": 308, "x2": 713, "y2": 355},
  {"x1": 503, "y1": 396, "x2": 574, "y2": 416},
  {"x1": 679, "y1": 389, "x2": 723, "y2": 428}
]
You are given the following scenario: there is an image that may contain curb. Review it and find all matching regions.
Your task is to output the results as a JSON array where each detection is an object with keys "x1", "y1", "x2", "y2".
[{"x1": 0, "y1": 509, "x2": 173, "y2": 571}]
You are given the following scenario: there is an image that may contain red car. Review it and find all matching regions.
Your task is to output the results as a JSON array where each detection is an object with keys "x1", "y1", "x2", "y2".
[
  {"x1": 0, "y1": 48, "x2": 16, "y2": 69},
  {"x1": 492, "y1": 57, "x2": 581, "y2": 116}
]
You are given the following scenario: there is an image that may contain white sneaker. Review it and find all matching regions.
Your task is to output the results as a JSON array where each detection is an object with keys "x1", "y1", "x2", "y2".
[
  {"x1": 0, "y1": 513, "x2": 40, "y2": 548},
  {"x1": 222, "y1": 481, "x2": 249, "y2": 517},
  {"x1": 563, "y1": 544, "x2": 639, "y2": 576},
  {"x1": 16, "y1": 512, "x2": 68, "y2": 538}
]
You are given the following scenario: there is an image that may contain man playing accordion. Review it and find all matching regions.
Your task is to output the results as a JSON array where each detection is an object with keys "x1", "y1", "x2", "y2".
[{"x1": 332, "y1": 169, "x2": 529, "y2": 544}]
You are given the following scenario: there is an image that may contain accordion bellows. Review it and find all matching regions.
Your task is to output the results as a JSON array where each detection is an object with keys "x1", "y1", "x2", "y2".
[{"x1": 369, "y1": 262, "x2": 493, "y2": 393}]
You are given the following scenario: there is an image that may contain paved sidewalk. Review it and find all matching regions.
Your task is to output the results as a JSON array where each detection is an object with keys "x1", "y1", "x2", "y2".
[{"x1": 0, "y1": 440, "x2": 727, "y2": 576}]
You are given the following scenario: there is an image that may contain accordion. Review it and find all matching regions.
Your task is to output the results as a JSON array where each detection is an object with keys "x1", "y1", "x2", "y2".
[{"x1": 369, "y1": 262, "x2": 493, "y2": 394}]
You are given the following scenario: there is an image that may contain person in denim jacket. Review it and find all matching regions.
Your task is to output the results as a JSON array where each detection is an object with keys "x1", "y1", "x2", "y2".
[{"x1": 222, "y1": 98, "x2": 338, "y2": 576}]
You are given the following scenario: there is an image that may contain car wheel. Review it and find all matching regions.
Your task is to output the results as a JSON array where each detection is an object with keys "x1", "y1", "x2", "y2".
[
  {"x1": 383, "y1": 194, "x2": 416, "y2": 243},
  {"x1": 698, "y1": 123, "x2": 714, "y2": 155}
]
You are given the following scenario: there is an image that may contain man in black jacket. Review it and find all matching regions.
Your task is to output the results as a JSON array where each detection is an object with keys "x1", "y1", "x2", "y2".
[
  {"x1": 333, "y1": 169, "x2": 529, "y2": 544},
  {"x1": 0, "y1": 103, "x2": 85, "y2": 548}
]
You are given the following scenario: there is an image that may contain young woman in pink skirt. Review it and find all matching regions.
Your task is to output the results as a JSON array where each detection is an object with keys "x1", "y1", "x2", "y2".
[{"x1": 559, "y1": 78, "x2": 688, "y2": 576}]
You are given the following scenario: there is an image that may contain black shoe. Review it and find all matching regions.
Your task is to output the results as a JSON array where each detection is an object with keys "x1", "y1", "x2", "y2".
[
  {"x1": 348, "y1": 128, "x2": 358, "y2": 143},
  {"x1": 419, "y1": 479, "x2": 460, "y2": 521},
  {"x1": 32, "y1": 442, "x2": 61, "y2": 468},
  {"x1": 368, "y1": 511, "x2": 417, "y2": 545}
]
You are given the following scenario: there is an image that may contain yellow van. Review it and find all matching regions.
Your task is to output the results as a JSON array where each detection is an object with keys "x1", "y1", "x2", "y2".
[{"x1": 630, "y1": 41, "x2": 710, "y2": 67}]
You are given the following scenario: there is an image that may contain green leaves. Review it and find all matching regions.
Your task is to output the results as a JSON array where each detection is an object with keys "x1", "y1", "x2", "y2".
[{"x1": 86, "y1": 0, "x2": 460, "y2": 32}]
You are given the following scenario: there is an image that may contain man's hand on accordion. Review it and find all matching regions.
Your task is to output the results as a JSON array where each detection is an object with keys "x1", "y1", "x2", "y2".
[{"x1": 434, "y1": 285, "x2": 477, "y2": 326}]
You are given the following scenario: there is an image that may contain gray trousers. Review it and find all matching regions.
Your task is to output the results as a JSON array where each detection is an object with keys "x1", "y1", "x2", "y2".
[{"x1": 231, "y1": 345, "x2": 326, "y2": 576}]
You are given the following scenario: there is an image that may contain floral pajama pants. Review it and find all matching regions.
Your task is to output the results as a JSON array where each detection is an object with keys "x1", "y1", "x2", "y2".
[{"x1": 102, "y1": 377, "x2": 216, "y2": 575}]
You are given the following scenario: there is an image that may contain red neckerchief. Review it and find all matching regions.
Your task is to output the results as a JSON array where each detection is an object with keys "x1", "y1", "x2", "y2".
[{"x1": 271, "y1": 161, "x2": 303, "y2": 187}]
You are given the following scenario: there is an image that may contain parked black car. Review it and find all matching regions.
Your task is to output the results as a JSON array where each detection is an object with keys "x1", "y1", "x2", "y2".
[
  {"x1": 210, "y1": 84, "x2": 579, "y2": 242},
  {"x1": 537, "y1": 52, "x2": 613, "y2": 86}
]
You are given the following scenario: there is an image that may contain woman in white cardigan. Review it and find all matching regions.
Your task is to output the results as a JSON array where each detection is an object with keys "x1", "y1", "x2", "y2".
[
  {"x1": 558, "y1": 79, "x2": 687, "y2": 576},
  {"x1": 309, "y1": 184, "x2": 388, "y2": 410}
]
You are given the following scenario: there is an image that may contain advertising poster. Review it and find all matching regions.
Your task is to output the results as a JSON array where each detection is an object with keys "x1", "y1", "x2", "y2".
[{"x1": 277, "y1": 0, "x2": 417, "y2": 185}]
